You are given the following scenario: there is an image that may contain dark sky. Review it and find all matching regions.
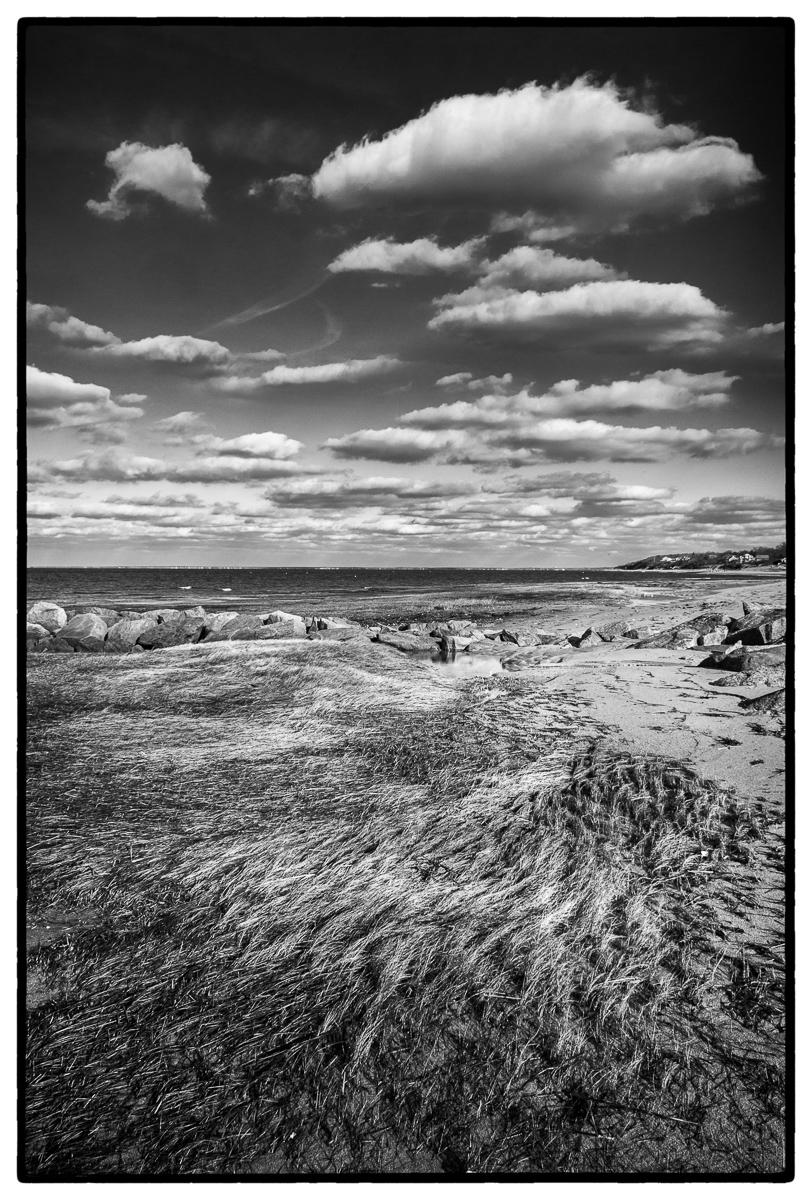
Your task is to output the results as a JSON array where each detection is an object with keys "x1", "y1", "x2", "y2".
[{"x1": 24, "y1": 21, "x2": 788, "y2": 566}]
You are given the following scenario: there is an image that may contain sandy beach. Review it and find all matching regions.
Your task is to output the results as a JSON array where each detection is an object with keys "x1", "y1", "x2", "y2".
[{"x1": 24, "y1": 570, "x2": 787, "y2": 1175}]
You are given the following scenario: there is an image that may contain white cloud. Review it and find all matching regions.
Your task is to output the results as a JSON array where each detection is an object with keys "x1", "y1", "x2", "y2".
[
  {"x1": 205, "y1": 431, "x2": 303, "y2": 459},
  {"x1": 150, "y1": 408, "x2": 211, "y2": 441},
  {"x1": 27, "y1": 302, "x2": 118, "y2": 347},
  {"x1": 309, "y1": 79, "x2": 760, "y2": 231},
  {"x1": 407, "y1": 370, "x2": 737, "y2": 427},
  {"x1": 324, "y1": 382, "x2": 782, "y2": 465},
  {"x1": 31, "y1": 447, "x2": 310, "y2": 484},
  {"x1": 26, "y1": 366, "x2": 145, "y2": 440},
  {"x1": 87, "y1": 141, "x2": 211, "y2": 220},
  {"x1": 94, "y1": 333, "x2": 231, "y2": 366},
  {"x1": 429, "y1": 278, "x2": 730, "y2": 350},
  {"x1": 324, "y1": 427, "x2": 469, "y2": 463},
  {"x1": 436, "y1": 372, "x2": 514, "y2": 393},
  {"x1": 477, "y1": 246, "x2": 619, "y2": 290},
  {"x1": 327, "y1": 236, "x2": 484, "y2": 275},
  {"x1": 214, "y1": 355, "x2": 402, "y2": 392},
  {"x1": 489, "y1": 213, "x2": 578, "y2": 243},
  {"x1": 266, "y1": 475, "x2": 475, "y2": 508}
]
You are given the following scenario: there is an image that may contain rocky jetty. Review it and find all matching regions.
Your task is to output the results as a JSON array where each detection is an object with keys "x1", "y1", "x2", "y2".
[{"x1": 24, "y1": 595, "x2": 788, "y2": 686}]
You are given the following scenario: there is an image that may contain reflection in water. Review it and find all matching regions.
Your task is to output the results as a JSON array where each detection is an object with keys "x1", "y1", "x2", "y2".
[{"x1": 433, "y1": 655, "x2": 504, "y2": 677}]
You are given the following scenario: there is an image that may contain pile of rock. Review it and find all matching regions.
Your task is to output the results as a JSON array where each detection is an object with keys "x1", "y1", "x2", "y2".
[{"x1": 26, "y1": 600, "x2": 360, "y2": 656}]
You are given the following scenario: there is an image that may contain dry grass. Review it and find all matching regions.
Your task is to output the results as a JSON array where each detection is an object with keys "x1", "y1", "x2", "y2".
[{"x1": 25, "y1": 640, "x2": 785, "y2": 1176}]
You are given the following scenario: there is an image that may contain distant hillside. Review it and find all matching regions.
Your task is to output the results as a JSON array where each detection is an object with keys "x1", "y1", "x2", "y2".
[{"x1": 618, "y1": 543, "x2": 787, "y2": 571}]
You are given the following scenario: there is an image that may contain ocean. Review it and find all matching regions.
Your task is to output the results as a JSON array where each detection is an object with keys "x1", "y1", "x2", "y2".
[{"x1": 25, "y1": 565, "x2": 740, "y2": 624}]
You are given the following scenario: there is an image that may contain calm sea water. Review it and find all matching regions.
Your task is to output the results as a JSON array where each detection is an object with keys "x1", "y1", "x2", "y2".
[{"x1": 25, "y1": 566, "x2": 735, "y2": 621}]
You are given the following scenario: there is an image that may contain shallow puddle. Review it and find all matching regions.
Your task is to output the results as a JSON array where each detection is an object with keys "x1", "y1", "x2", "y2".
[{"x1": 432, "y1": 655, "x2": 504, "y2": 676}]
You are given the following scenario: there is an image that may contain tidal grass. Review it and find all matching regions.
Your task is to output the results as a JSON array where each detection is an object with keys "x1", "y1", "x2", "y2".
[{"x1": 25, "y1": 641, "x2": 784, "y2": 1175}]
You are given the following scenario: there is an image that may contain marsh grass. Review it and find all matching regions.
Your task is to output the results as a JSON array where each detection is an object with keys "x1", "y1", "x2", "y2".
[{"x1": 25, "y1": 641, "x2": 784, "y2": 1176}]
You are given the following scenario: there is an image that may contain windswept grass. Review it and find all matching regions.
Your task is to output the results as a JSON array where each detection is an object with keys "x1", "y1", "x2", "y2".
[{"x1": 25, "y1": 641, "x2": 784, "y2": 1176}]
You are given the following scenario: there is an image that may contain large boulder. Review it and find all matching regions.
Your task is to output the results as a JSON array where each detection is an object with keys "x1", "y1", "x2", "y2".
[
  {"x1": 231, "y1": 621, "x2": 306, "y2": 641},
  {"x1": 696, "y1": 625, "x2": 730, "y2": 647},
  {"x1": 202, "y1": 611, "x2": 240, "y2": 634},
  {"x1": 183, "y1": 606, "x2": 207, "y2": 620},
  {"x1": 262, "y1": 609, "x2": 304, "y2": 625},
  {"x1": 373, "y1": 630, "x2": 440, "y2": 656},
  {"x1": 72, "y1": 605, "x2": 121, "y2": 623},
  {"x1": 144, "y1": 608, "x2": 184, "y2": 625},
  {"x1": 595, "y1": 620, "x2": 630, "y2": 641},
  {"x1": 104, "y1": 617, "x2": 157, "y2": 652},
  {"x1": 310, "y1": 616, "x2": 354, "y2": 632},
  {"x1": 27, "y1": 601, "x2": 67, "y2": 634},
  {"x1": 724, "y1": 607, "x2": 786, "y2": 645},
  {"x1": 263, "y1": 611, "x2": 307, "y2": 636},
  {"x1": 576, "y1": 628, "x2": 605, "y2": 648},
  {"x1": 446, "y1": 619, "x2": 475, "y2": 634},
  {"x1": 699, "y1": 643, "x2": 786, "y2": 673},
  {"x1": 636, "y1": 613, "x2": 730, "y2": 650},
  {"x1": 26, "y1": 623, "x2": 51, "y2": 651},
  {"x1": 137, "y1": 621, "x2": 199, "y2": 650},
  {"x1": 220, "y1": 614, "x2": 266, "y2": 640},
  {"x1": 60, "y1": 613, "x2": 108, "y2": 652}
]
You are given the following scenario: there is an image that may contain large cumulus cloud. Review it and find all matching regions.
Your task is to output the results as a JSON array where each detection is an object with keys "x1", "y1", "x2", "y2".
[
  {"x1": 429, "y1": 278, "x2": 730, "y2": 351},
  {"x1": 306, "y1": 79, "x2": 760, "y2": 231}
]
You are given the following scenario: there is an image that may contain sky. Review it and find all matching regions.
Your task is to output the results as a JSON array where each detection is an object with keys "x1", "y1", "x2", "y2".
[{"x1": 24, "y1": 20, "x2": 788, "y2": 567}]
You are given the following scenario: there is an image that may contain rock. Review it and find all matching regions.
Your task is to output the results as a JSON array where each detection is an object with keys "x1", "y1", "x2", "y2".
[
  {"x1": 740, "y1": 688, "x2": 785, "y2": 719},
  {"x1": 482, "y1": 628, "x2": 500, "y2": 640},
  {"x1": 498, "y1": 629, "x2": 520, "y2": 645},
  {"x1": 233, "y1": 621, "x2": 307, "y2": 641},
  {"x1": 60, "y1": 613, "x2": 108, "y2": 652},
  {"x1": 312, "y1": 616, "x2": 354, "y2": 631},
  {"x1": 26, "y1": 623, "x2": 51, "y2": 652},
  {"x1": 308, "y1": 626, "x2": 370, "y2": 643},
  {"x1": 724, "y1": 607, "x2": 787, "y2": 646},
  {"x1": 183, "y1": 606, "x2": 207, "y2": 619},
  {"x1": 577, "y1": 629, "x2": 605, "y2": 648},
  {"x1": 144, "y1": 608, "x2": 184, "y2": 624},
  {"x1": 262, "y1": 609, "x2": 303, "y2": 625},
  {"x1": 104, "y1": 617, "x2": 157, "y2": 652},
  {"x1": 596, "y1": 620, "x2": 629, "y2": 641},
  {"x1": 72, "y1": 606, "x2": 121, "y2": 623},
  {"x1": 118, "y1": 610, "x2": 146, "y2": 620},
  {"x1": 446, "y1": 619, "x2": 475, "y2": 634},
  {"x1": 220, "y1": 614, "x2": 266, "y2": 640},
  {"x1": 202, "y1": 611, "x2": 240, "y2": 634},
  {"x1": 741, "y1": 600, "x2": 755, "y2": 616},
  {"x1": 137, "y1": 620, "x2": 202, "y2": 649},
  {"x1": 696, "y1": 625, "x2": 730, "y2": 647},
  {"x1": 44, "y1": 638, "x2": 76, "y2": 653},
  {"x1": 27, "y1": 601, "x2": 67, "y2": 634},
  {"x1": 636, "y1": 612, "x2": 730, "y2": 650},
  {"x1": 699, "y1": 643, "x2": 786, "y2": 672},
  {"x1": 373, "y1": 630, "x2": 440, "y2": 656}
]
